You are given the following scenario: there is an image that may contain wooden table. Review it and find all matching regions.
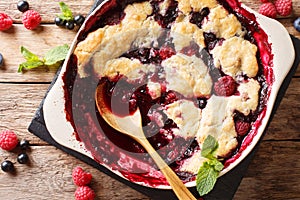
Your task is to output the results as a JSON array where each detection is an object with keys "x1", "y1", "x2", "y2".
[{"x1": 0, "y1": 0, "x2": 299, "y2": 199}]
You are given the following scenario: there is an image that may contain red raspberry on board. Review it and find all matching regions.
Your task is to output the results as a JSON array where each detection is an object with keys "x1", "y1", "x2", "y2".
[
  {"x1": 22, "y1": 10, "x2": 41, "y2": 30},
  {"x1": 235, "y1": 121, "x2": 251, "y2": 136},
  {"x1": 274, "y1": 0, "x2": 293, "y2": 16},
  {"x1": 258, "y1": 3, "x2": 277, "y2": 19},
  {"x1": 75, "y1": 186, "x2": 95, "y2": 200},
  {"x1": 214, "y1": 76, "x2": 237, "y2": 96},
  {"x1": 0, "y1": 130, "x2": 19, "y2": 151},
  {"x1": 72, "y1": 166, "x2": 93, "y2": 186},
  {"x1": 0, "y1": 13, "x2": 13, "y2": 31}
]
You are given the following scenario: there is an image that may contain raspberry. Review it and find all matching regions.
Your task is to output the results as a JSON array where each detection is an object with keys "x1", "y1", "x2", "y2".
[
  {"x1": 75, "y1": 186, "x2": 95, "y2": 200},
  {"x1": 0, "y1": 13, "x2": 13, "y2": 31},
  {"x1": 0, "y1": 130, "x2": 19, "y2": 151},
  {"x1": 274, "y1": 0, "x2": 293, "y2": 16},
  {"x1": 159, "y1": 46, "x2": 176, "y2": 60},
  {"x1": 260, "y1": 0, "x2": 269, "y2": 3},
  {"x1": 214, "y1": 76, "x2": 237, "y2": 96},
  {"x1": 235, "y1": 121, "x2": 251, "y2": 136},
  {"x1": 258, "y1": 3, "x2": 277, "y2": 19},
  {"x1": 72, "y1": 166, "x2": 92, "y2": 186},
  {"x1": 22, "y1": 10, "x2": 41, "y2": 30}
]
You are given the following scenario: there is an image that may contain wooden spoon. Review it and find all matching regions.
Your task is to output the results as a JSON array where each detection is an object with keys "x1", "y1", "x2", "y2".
[{"x1": 95, "y1": 83, "x2": 196, "y2": 200}]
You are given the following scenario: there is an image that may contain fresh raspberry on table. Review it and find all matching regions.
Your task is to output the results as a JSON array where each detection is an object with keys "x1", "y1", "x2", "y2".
[
  {"x1": 0, "y1": 13, "x2": 13, "y2": 31},
  {"x1": 75, "y1": 186, "x2": 95, "y2": 200},
  {"x1": 274, "y1": 0, "x2": 293, "y2": 16},
  {"x1": 214, "y1": 76, "x2": 237, "y2": 96},
  {"x1": 22, "y1": 10, "x2": 41, "y2": 30},
  {"x1": 0, "y1": 130, "x2": 19, "y2": 151},
  {"x1": 72, "y1": 166, "x2": 93, "y2": 186},
  {"x1": 235, "y1": 121, "x2": 251, "y2": 136},
  {"x1": 258, "y1": 3, "x2": 277, "y2": 19}
]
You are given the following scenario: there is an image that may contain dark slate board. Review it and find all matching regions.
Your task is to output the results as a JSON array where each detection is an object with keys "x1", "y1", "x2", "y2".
[{"x1": 28, "y1": 1, "x2": 300, "y2": 199}]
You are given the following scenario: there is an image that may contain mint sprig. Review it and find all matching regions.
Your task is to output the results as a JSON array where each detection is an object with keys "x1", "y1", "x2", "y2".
[
  {"x1": 196, "y1": 135, "x2": 224, "y2": 196},
  {"x1": 57, "y1": 2, "x2": 74, "y2": 21},
  {"x1": 18, "y1": 44, "x2": 69, "y2": 72}
]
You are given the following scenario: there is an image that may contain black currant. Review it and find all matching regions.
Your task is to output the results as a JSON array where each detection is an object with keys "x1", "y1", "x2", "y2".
[
  {"x1": 19, "y1": 139, "x2": 30, "y2": 150},
  {"x1": 0, "y1": 53, "x2": 4, "y2": 68},
  {"x1": 17, "y1": 1, "x2": 29, "y2": 12},
  {"x1": 74, "y1": 15, "x2": 85, "y2": 26},
  {"x1": 65, "y1": 21, "x2": 75, "y2": 30},
  {"x1": 54, "y1": 17, "x2": 65, "y2": 27},
  {"x1": 1, "y1": 160, "x2": 15, "y2": 172},
  {"x1": 17, "y1": 153, "x2": 29, "y2": 164}
]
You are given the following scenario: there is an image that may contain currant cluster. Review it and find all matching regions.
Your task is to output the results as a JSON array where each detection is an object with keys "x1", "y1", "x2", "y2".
[{"x1": 54, "y1": 15, "x2": 85, "y2": 30}]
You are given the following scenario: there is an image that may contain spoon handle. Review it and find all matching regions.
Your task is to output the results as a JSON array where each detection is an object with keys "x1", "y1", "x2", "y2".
[{"x1": 139, "y1": 138, "x2": 197, "y2": 200}]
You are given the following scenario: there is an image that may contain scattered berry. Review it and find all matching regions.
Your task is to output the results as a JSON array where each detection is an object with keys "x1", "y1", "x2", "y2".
[
  {"x1": 74, "y1": 15, "x2": 85, "y2": 26},
  {"x1": 197, "y1": 98, "x2": 207, "y2": 109},
  {"x1": 65, "y1": 20, "x2": 75, "y2": 30},
  {"x1": 214, "y1": 76, "x2": 237, "y2": 96},
  {"x1": 0, "y1": 130, "x2": 19, "y2": 151},
  {"x1": 274, "y1": 0, "x2": 293, "y2": 16},
  {"x1": 259, "y1": 3, "x2": 277, "y2": 19},
  {"x1": 72, "y1": 166, "x2": 92, "y2": 186},
  {"x1": 54, "y1": 17, "x2": 65, "y2": 27},
  {"x1": 19, "y1": 139, "x2": 30, "y2": 150},
  {"x1": 0, "y1": 53, "x2": 4, "y2": 68},
  {"x1": 1, "y1": 160, "x2": 15, "y2": 172},
  {"x1": 75, "y1": 186, "x2": 95, "y2": 200},
  {"x1": 0, "y1": 13, "x2": 13, "y2": 31},
  {"x1": 235, "y1": 121, "x2": 251, "y2": 136},
  {"x1": 260, "y1": 0, "x2": 269, "y2": 3},
  {"x1": 17, "y1": 1, "x2": 29, "y2": 12},
  {"x1": 164, "y1": 91, "x2": 178, "y2": 105},
  {"x1": 293, "y1": 17, "x2": 300, "y2": 32},
  {"x1": 17, "y1": 153, "x2": 29, "y2": 164},
  {"x1": 22, "y1": 10, "x2": 41, "y2": 30}
]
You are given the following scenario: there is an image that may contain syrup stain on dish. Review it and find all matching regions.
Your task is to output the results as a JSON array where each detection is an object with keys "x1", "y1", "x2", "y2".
[{"x1": 43, "y1": 0, "x2": 295, "y2": 189}]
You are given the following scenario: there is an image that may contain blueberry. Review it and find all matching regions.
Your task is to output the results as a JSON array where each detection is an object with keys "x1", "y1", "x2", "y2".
[
  {"x1": 74, "y1": 15, "x2": 85, "y2": 26},
  {"x1": 0, "y1": 53, "x2": 4, "y2": 68},
  {"x1": 17, "y1": 153, "x2": 29, "y2": 164},
  {"x1": 17, "y1": 1, "x2": 29, "y2": 12},
  {"x1": 1, "y1": 160, "x2": 14, "y2": 172},
  {"x1": 54, "y1": 17, "x2": 66, "y2": 27},
  {"x1": 293, "y1": 17, "x2": 300, "y2": 32},
  {"x1": 65, "y1": 21, "x2": 75, "y2": 30},
  {"x1": 19, "y1": 139, "x2": 30, "y2": 150},
  {"x1": 197, "y1": 98, "x2": 207, "y2": 109}
]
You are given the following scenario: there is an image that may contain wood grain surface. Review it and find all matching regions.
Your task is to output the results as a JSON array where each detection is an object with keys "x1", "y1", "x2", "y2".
[{"x1": 0, "y1": 0, "x2": 299, "y2": 199}]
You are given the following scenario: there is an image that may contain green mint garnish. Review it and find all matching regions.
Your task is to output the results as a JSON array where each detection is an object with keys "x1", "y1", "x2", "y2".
[
  {"x1": 57, "y1": 2, "x2": 73, "y2": 21},
  {"x1": 196, "y1": 135, "x2": 224, "y2": 196},
  {"x1": 18, "y1": 44, "x2": 69, "y2": 72}
]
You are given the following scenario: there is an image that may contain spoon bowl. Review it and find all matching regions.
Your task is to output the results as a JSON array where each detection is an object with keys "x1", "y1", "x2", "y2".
[{"x1": 95, "y1": 82, "x2": 196, "y2": 200}]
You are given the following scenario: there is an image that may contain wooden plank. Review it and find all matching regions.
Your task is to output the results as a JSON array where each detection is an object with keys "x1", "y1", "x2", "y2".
[
  {"x1": 0, "y1": 83, "x2": 49, "y2": 144},
  {"x1": 0, "y1": 24, "x2": 77, "y2": 83},
  {"x1": 0, "y1": 146, "x2": 149, "y2": 200},
  {"x1": 234, "y1": 141, "x2": 300, "y2": 200},
  {"x1": 0, "y1": 0, "x2": 94, "y2": 23}
]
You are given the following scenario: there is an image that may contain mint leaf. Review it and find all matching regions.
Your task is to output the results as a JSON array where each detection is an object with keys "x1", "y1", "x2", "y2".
[
  {"x1": 196, "y1": 162, "x2": 219, "y2": 196},
  {"x1": 18, "y1": 60, "x2": 44, "y2": 72},
  {"x1": 201, "y1": 135, "x2": 218, "y2": 158},
  {"x1": 208, "y1": 158, "x2": 224, "y2": 172},
  {"x1": 44, "y1": 44, "x2": 69, "y2": 65},
  {"x1": 20, "y1": 46, "x2": 40, "y2": 62},
  {"x1": 18, "y1": 44, "x2": 69, "y2": 72},
  {"x1": 58, "y1": 2, "x2": 73, "y2": 21}
]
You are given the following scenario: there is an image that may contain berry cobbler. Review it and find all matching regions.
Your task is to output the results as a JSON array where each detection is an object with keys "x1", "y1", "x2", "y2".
[{"x1": 62, "y1": 0, "x2": 273, "y2": 186}]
